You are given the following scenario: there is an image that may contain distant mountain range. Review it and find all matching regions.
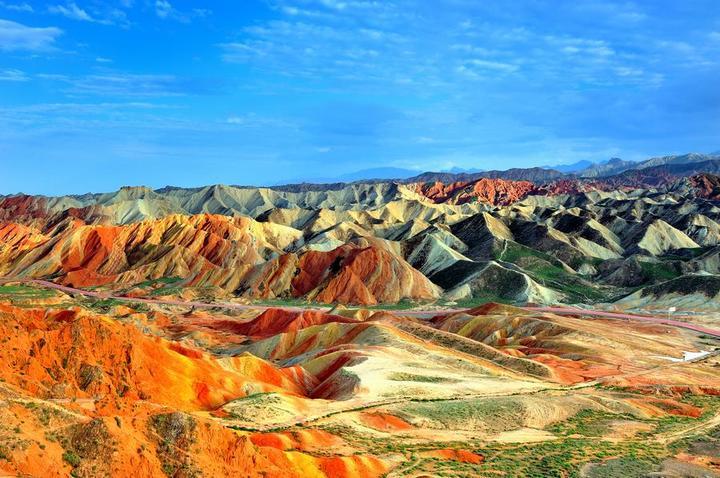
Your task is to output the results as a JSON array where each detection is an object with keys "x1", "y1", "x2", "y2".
[
  {"x1": 277, "y1": 152, "x2": 718, "y2": 187},
  {"x1": 279, "y1": 166, "x2": 485, "y2": 184},
  {"x1": 405, "y1": 167, "x2": 565, "y2": 184},
  {"x1": 541, "y1": 159, "x2": 596, "y2": 173}
]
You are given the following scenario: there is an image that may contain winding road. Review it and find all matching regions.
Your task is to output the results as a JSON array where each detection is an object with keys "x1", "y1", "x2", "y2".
[{"x1": 2, "y1": 277, "x2": 720, "y2": 339}]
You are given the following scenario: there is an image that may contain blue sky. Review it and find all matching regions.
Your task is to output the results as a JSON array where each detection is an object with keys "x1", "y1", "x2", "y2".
[{"x1": 0, "y1": 0, "x2": 719, "y2": 194}]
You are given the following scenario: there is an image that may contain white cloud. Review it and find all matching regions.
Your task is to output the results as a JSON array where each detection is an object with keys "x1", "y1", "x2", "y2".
[
  {"x1": 216, "y1": 1, "x2": 676, "y2": 94},
  {"x1": 414, "y1": 136, "x2": 434, "y2": 144},
  {"x1": 548, "y1": 36, "x2": 615, "y2": 58},
  {"x1": 457, "y1": 58, "x2": 519, "y2": 78},
  {"x1": 1, "y1": 102, "x2": 171, "y2": 116},
  {"x1": 155, "y1": 0, "x2": 172, "y2": 18},
  {"x1": 0, "y1": 19, "x2": 62, "y2": 51},
  {"x1": 450, "y1": 43, "x2": 494, "y2": 56},
  {"x1": 95, "y1": 57, "x2": 112, "y2": 63},
  {"x1": 226, "y1": 114, "x2": 294, "y2": 129},
  {"x1": 0, "y1": 68, "x2": 27, "y2": 81},
  {"x1": 574, "y1": 1, "x2": 647, "y2": 24},
  {"x1": 155, "y1": 0, "x2": 206, "y2": 22},
  {"x1": 316, "y1": 0, "x2": 383, "y2": 10},
  {"x1": 48, "y1": 2, "x2": 130, "y2": 26},
  {"x1": 48, "y1": 2, "x2": 94, "y2": 22},
  {"x1": 219, "y1": 41, "x2": 269, "y2": 63},
  {"x1": 467, "y1": 59, "x2": 518, "y2": 72},
  {"x1": 192, "y1": 8, "x2": 211, "y2": 18},
  {"x1": 318, "y1": 0, "x2": 348, "y2": 9},
  {"x1": 614, "y1": 66, "x2": 642, "y2": 77},
  {"x1": 72, "y1": 74, "x2": 183, "y2": 96},
  {"x1": 39, "y1": 72, "x2": 197, "y2": 97},
  {"x1": 36, "y1": 73, "x2": 69, "y2": 80},
  {"x1": 0, "y1": 2, "x2": 33, "y2": 12}
]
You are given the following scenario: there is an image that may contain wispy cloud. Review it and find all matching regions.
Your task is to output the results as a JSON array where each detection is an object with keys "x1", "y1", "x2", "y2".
[
  {"x1": 48, "y1": 2, "x2": 96, "y2": 21},
  {"x1": 219, "y1": 1, "x2": 659, "y2": 91},
  {"x1": 572, "y1": 1, "x2": 647, "y2": 24},
  {"x1": 226, "y1": 115, "x2": 250, "y2": 125},
  {"x1": 36, "y1": 71, "x2": 225, "y2": 97},
  {"x1": 0, "y1": 18, "x2": 63, "y2": 51},
  {"x1": 0, "y1": 2, "x2": 33, "y2": 12},
  {"x1": 456, "y1": 59, "x2": 519, "y2": 78},
  {"x1": 154, "y1": 0, "x2": 173, "y2": 18},
  {"x1": 219, "y1": 14, "x2": 433, "y2": 90},
  {"x1": 69, "y1": 73, "x2": 188, "y2": 96},
  {"x1": 548, "y1": 36, "x2": 615, "y2": 58},
  {"x1": 192, "y1": 8, "x2": 211, "y2": 18},
  {"x1": 47, "y1": 2, "x2": 130, "y2": 26},
  {"x1": 226, "y1": 113, "x2": 295, "y2": 129},
  {"x1": 154, "y1": 0, "x2": 208, "y2": 22},
  {"x1": 0, "y1": 68, "x2": 27, "y2": 81},
  {"x1": 0, "y1": 101, "x2": 173, "y2": 119}
]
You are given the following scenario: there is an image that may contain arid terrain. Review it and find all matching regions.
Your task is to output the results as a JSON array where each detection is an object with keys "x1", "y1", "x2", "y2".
[{"x1": 1, "y1": 153, "x2": 720, "y2": 477}]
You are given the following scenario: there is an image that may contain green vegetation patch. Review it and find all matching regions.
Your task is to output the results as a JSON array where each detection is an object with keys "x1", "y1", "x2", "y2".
[
  {"x1": 82, "y1": 297, "x2": 150, "y2": 313},
  {"x1": 149, "y1": 413, "x2": 199, "y2": 478},
  {"x1": 639, "y1": 262, "x2": 681, "y2": 282},
  {"x1": 127, "y1": 277, "x2": 184, "y2": 297},
  {"x1": 364, "y1": 299, "x2": 426, "y2": 310},
  {"x1": 134, "y1": 277, "x2": 183, "y2": 288},
  {"x1": 312, "y1": 392, "x2": 720, "y2": 477},
  {"x1": 661, "y1": 246, "x2": 713, "y2": 261},
  {"x1": 387, "y1": 372, "x2": 459, "y2": 383},
  {"x1": 669, "y1": 425, "x2": 720, "y2": 458},
  {"x1": 549, "y1": 409, "x2": 638, "y2": 437},
  {"x1": 0, "y1": 284, "x2": 57, "y2": 300},
  {"x1": 252, "y1": 296, "x2": 323, "y2": 307},
  {"x1": 149, "y1": 286, "x2": 183, "y2": 297},
  {"x1": 400, "y1": 397, "x2": 525, "y2": 433},
  {"x1": 62, "y1": 451, "x2": 81, "y2": 468},
  {"x1": 578, "y1": 456, "x2": 660, "y2": 478},
  {"x1": 445, "y1": 293, "x2": 515, "y2": 308},
  {"x1": 473, "y1": 435, "x2": 667, "y2": 478},
  {"x1": 524, "y1": 262, "x2": 605, "y2": 303},
  {"x1": 22, "y1": 401, "x2": 63, "y2": 426},
  {"x1": 497, "y1": 241, "x2": 559, "y2": 266},
  {"x1": 494, "y1": 242, "x2": 606, "y2": 303}
]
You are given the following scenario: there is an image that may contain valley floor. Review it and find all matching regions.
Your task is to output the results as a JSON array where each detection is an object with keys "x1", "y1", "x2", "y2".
[{"x1": 0, "y1": 281, "x2": 719, "y2": 477}]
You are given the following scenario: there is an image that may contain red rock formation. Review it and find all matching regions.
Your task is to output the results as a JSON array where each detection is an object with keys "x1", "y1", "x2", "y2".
[
  {"x1": 0, "y1": 303, "x2": 309, "y2": 412},
  {"x1": 359, "y1": 412, "x2": 414, "y2": 431},
  {"x1": 291, "y1": 243, "x2": 440, "y2": 305},
  {"x1": 411, "y1": 178, "x2": 537, "y2": 205},
  {"x1": 0, "y1": 195, "x2": 49, "y2": 222},
  {"x1": 215, "y1": 309, "x2": 358, "y2": 338},
  {"x1": 689, "y1": 173, "x2": 720, "y2": 200},
  {"x1": 0, "y1": 214, "x2": 437, "y2": 305},
  {"x1": 420, "y1": 449, "x2": 484, "y2": 464},
  {"x1": 250, "y1": 429, "x2": 344, "y2": 451},
  {"x1": 539, "y1": 179, "x2": 603, "y2": 195}
]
